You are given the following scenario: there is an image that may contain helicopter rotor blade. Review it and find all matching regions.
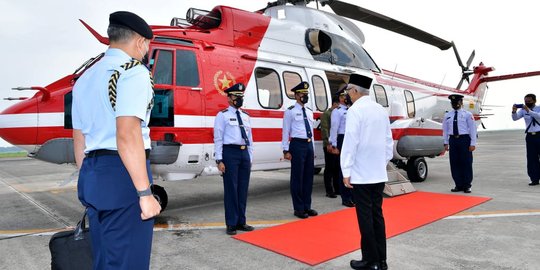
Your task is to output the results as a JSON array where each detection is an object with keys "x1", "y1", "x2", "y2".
[
  {"x1": 465, "y1": 50, "x2": 476, "y2": 69},
  {"x1": 325, "y1": 0, "x2": 452, "y2": 50}
]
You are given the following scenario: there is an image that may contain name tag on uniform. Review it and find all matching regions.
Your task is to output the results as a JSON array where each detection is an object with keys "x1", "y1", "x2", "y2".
[
  {"x1": 294, "y1": 114, "x2": 303, "y2": 121},
  {"x1": 229, "y1": 118, "x2": 239, "y2": 126}
]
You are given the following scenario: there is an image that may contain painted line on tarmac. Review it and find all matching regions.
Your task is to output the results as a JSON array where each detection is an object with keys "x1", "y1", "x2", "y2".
[{"x1": 445, "y1": 209, "x2": 540, "y2": 219}]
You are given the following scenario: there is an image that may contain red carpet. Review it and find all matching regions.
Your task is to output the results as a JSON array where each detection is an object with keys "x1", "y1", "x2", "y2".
[{"x1": 233, "y1": 191, "x2": 490, "y2": 266}]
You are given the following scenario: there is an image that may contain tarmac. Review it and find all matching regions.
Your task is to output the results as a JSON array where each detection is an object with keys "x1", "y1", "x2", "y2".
[{"x1": 0, "y1": 129, "x2": 539, "y2": 270}]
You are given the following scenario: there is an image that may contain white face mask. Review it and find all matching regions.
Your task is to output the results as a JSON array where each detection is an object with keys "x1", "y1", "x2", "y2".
[{"x1": 137, "y1": 39, "x2": 149, "y2": 61}]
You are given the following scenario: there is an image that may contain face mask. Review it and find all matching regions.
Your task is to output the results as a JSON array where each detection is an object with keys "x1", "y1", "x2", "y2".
[
  {"x1": 300, "y1": 95, "x2": 309, "y2": 104},
  {"x1": 138, "y1": 40, "x2": 149, "y2": 64},
  {"x1": 451, "y1": 102, "x2": 461, "y2": 110},
  {"x1": 525, "y1": 102, "x2": 535, "y2": 108},
  {"x1": 233, "y1": 97, "x2": 244, "y2": 108},
  {"x1": 345, "y1": 95, "x2": 352, "y2": 105}
]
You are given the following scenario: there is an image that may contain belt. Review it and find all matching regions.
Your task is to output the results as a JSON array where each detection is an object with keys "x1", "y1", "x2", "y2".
[
  {"x1": 451, "y1": 134, "x2": 470, "y2": 138},
  {"x1": 223, "y1": 144, "x2": 248, "y2": 150},
  {"x1": 527, "y1": 132, "x2": 539, "y2": 136},
  {"x1": 291, "y1": 137, "x2": 312, "y2": 142},
  {"x1": 86, "y1": 149, "x2": 150, "y2": 159}
]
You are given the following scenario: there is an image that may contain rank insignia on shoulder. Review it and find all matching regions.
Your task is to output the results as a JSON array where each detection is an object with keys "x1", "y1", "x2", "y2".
[
  {"x1": 221, "y1": 108, "x2": 229, "y2": 113},
  {"x1": 288, "y1": 105, "x2": 295, "y2": 110},
  {"x1": 241, "y1": 110, "x2": 250, "y2": 116}
]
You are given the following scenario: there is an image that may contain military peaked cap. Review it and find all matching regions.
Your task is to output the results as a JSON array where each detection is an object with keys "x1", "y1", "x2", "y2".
[
  {"x1": 448, "y1": 94, "x2": 464, "y2": 101},
  {"x1": 291, "y1": 81, "x2": 310, "y2": 93},
  {"x1": 109, "y1": 11, "x2": 153, "y2": 39},
  {"x1": 348, "y1": 74, "x2": 373, "y2": 89},
  {"x1": 224, "y1": 83, "x2": 245, "y2": 96}
]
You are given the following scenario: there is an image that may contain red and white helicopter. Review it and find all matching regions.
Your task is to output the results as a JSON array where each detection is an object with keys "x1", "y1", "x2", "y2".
[{"x1": 1, "y1": 0, "x2": 539, "y2": 208}]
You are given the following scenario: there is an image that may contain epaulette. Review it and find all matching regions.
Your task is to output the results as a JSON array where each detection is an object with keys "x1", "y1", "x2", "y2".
[
  {"x1": 288, "y1": 105, "x2": 295, "y2": 110},
  {"x1": 241, "y1": 110, "x2": 250, "y2": 116},
  {"x1": 306, "y1": 107, "x2": 313, "y2": 111},
  {"x1": 221, "y1": 108, "x2": 229, "y2": 113}
]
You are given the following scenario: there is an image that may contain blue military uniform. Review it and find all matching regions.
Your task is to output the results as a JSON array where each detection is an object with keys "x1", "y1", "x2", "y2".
[
  {"x1": 329, "y1": 89, "x2": 353, "y2": 206},
  {"x1": 512, "y1": 103, "x2": 540, "y2": 185},
  {"x1": 282, "y1": 82, "x2": 317, "y2": 218},
  {"x1": 442, "y1": 94, "x2": 477, "y2": 193},
  {"x1": 72, "y1": 12, "x2": 155, "y2": 270},
  {"x1": 213, "y1": 83, "x2": 254, "y2": 235}
]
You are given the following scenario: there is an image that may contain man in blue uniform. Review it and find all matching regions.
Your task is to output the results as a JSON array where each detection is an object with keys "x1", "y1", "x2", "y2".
[
  {"x1": 72, "y1": 11, "x2": 161, "y2": 270},
  {"x1": 214, "y1": 83, "x2": 255, "y2": 235},
  {"x1": 512, "y1": 93, "x2": 540, "y2": 186},
  {"x1": 442, "y1": 94, "x2": 477, "y2": 193},
  {"x1": 282, "y1": 82, "x2": 318, "y2": 219},
  {"x1": 329, "y1": 87, "x2": 354, "y2": 207}
]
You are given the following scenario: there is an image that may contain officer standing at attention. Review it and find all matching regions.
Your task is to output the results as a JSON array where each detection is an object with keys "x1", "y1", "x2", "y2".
[
  {"x1": 282, "y1": 82, "x2": 318, "y2": 219},
  {"x1": 511, "y1": 93, "x2": 540, "y2": 186},
  {"x1": 72, "y1": 11, "x2": 161, "y2": 269},
  {"x1": 214, "y1": 83, "x2": 255, "y2": 235},
  {"x1": 329, "y1": 87, "x2": 354, "y2": 207},
  {"x1": 321, "y1": 95, "x2": 340, "y2": 198},
  {"x1": 442, "y1": 94, "x2": 477, "y2": 193}
]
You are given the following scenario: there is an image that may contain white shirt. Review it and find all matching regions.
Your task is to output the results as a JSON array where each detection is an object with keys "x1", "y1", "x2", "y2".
[
  {"x1": 72, "y1": 48, "x2": 154, "y2": 152},
  {"x1": 512, "y1": 106, "x2": 540, "y2": 132},
  {"x1": 442, "y1": 109, "x2": 477, "y2": 145},
  {"x1": 330, "y1": 104, "x2": 347, "y2": 147},
  {"x1": 281, "y1": 102, "x2": 314, "y2": 151},
  {"x1": 213, "y1": 106, "x2": 253, "y2": 161},
  {"x1": 340, "y1": 96, "x2": 394, "y2": 184}
]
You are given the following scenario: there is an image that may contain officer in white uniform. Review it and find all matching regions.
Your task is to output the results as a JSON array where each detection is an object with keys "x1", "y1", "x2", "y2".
[
  {"x1": 512, "y1": 93, "x2": 540, "y2": 186},
  {"x1": 442, "y1": 94, "x2": 477, "y2": 193},
  {"x1": 329, "y1": 87, "x2": 354, "y2": 207},
  {"x1": 341, "y1": 74, "x2": 393, "y2": 270},
  {"x1": 214, "y1": 83, "x2": 254, "y2": 235},
  {"x1": 282, "y1": 82, "x2": 318, "y2": 219},
  {"x1": 72, "y1": 11, "x2": 161, "y2": 270}
]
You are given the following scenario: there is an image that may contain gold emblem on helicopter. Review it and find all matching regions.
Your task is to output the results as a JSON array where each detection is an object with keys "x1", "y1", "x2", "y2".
[{"x1": 213, "y1": 71, "x2": 236, "y2": 96}]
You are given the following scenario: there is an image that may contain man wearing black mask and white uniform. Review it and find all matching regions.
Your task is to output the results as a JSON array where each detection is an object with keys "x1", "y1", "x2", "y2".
[{"x1": 512, "y1": 93, "x2": 540, "y2": 186}]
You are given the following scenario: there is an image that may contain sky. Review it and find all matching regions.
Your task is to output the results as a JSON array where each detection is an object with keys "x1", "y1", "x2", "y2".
[{"x1": 1, "y1": 0, "x2": 539, "y2": 147}]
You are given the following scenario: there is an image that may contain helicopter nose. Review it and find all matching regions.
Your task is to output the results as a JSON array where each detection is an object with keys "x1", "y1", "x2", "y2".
[{"x1": 0, "y1": 99, "x2": 39, "y2": 147}]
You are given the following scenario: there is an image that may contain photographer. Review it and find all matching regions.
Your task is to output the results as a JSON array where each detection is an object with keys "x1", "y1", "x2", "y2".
[{"x1": 512, "y1": 93, "x2": 540, "y2": 186}]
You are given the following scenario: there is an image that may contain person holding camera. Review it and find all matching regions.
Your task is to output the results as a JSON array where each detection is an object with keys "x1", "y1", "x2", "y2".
[
  {"x1": 442, "y1": 94, "x2": 477, "y2": 193},
  {"x1": 512, "y1": 93, "x2": 540, "y2": 186}
]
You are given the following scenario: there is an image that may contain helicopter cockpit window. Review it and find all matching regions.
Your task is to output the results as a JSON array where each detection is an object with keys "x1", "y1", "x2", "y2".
[
  {"x1": 176, "y1": 50, "x2": 200, "y2": 87},
  {"x1": 404, "y1": 90, "x2": 416, "y2": 118},
  {"x1": 309, "y1": 30, "x2": 379, "y2": 72},
  {"x1": 373, "y1": 84, "x2": 388, "y2": 107},
  {"x1": 312, "y1": 75, "x2": 328, "y2": 111},
  {"x1": 255, "y1": 67, "x2": 282, "y2": 109},
  {"x1": 152, "y1": 50, "x2": 173, "y2": 85},
  {"x1": 283, "y1": 71, "x2": 302, "y2": 100}
]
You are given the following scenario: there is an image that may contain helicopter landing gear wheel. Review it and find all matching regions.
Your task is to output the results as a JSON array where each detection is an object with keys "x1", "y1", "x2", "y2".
[
  {"x1": 406, "y1": 156, "x2": 428, "y2": 182},
  {"x1": 151, "y1": 184, "x2": 168, "y2": 212}
]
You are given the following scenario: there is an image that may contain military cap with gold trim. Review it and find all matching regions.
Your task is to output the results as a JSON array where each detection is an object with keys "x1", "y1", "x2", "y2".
[
  {"x1": 335, "y1": 84, "x2": 348, "y2": 96},
  {"x1": 224, "y1": 83, "x2": 245, "y2": 96},
  {"x1": 448, "y1": 94, "x2": 464, "y2": 101},
  {"x1": 291, "y1": 81, "x2": 310, "y2": 94}
]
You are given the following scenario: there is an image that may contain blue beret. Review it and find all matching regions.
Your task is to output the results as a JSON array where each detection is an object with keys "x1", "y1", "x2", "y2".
[
  {"x1": 224, "y1": 83, "x2": 245, "y2": 96},
  {"x1": 109, "y1": 11, "x2": 153, "y2": 39},
  {"x1": 348, "y1": 74, "x2": 373, "y2": 89},
  {"x1": 448, "y1": 94, "x2": 464, "y2": 101},
  {"x1": 291, "y1": 81, "x2": 310, "y2": 93}
]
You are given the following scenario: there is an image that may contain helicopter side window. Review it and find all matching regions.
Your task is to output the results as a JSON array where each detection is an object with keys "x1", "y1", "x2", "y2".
[
  {"x1": 255, "y1": 67, "x2": 282, "y2": 109},
  {"x1": 283, "y1": 71, "x2": 302, "y2": 100},
  {"x1": 311, "y1": 75, "x2": 328, "y2": 112},
  {"x1": 404, "y1": 90, "x2": 416, "y2": 118},
  {"x1": 176, "y1": 49, "x2": 200, "y2": 87},
  {"x1": 373, "y1": 84, "x2": 388, "y2": 107},
  {"x1": 153, "y1": 50, "x2": 173, "y2": 85}
]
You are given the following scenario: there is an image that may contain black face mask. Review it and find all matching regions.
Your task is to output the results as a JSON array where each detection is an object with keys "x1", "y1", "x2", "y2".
[
  {"x1": 451, "y1": 103, "x2": 461, "y2": 110},
  {"x1": 233, "y1": 97, "x2": 244, "y2": 108},
  {"x1": 526, "y1": 102, "x2": 535, "y2": 109},
  {"x1": 345, "y1": 95, "x2": 352, "y2": 106},
  {"x1": 300, "y1": 95, "x2": 309, "y2": 104}
]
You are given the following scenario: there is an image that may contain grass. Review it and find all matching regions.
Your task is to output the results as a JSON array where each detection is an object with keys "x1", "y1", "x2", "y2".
[{"x1": 0, "y1": 152, "x2": 28, "y2": 158}]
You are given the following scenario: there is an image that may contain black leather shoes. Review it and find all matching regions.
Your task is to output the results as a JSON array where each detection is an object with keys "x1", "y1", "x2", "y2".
[
  {"x1": 326, "y1": 193, "x2": 337, "y2": 198},
  {"x1": 236, "y1": 224, "x2": 254, "y2": 231},
  {"x1": 226, "y1": 226, "x2": 237, "y2": 235},
  {"x1": 529, "y1": 181, "x2": 539, "y2": 186},
  {"x1": 342, "y1": 201, "x2": 355, "y2": 208},
  {"x1": 380, "y1": 260, "x2": 388, "y2": 270},
  {"x1": 350, "y1": 260, "x2": 380, "y2": 270},
  {"x1": 306, "y1": 209, "x2": 318, "y2": 216},
  {"x1": 464, "y1": 187, "x2": 472, "y2": 193},
  {"x1": 294, "y1": 210, "x2": 308, "y2": 219},
  {"x1": 451, "y1": 187, "x2": 462, "y2": 192}
]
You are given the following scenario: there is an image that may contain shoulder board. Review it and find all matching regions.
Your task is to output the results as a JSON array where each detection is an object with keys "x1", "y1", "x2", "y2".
[
  {"x1": 306, "y1": 107, "x2": 313, "y2": 111},
  {"x1": 241, "y1": 110, "x2": 250, "y2": 116},
  {"x1": 288, "y1": 105, "x2": 295, "y2": 110},
  {"x1": 221, "y1": 108, "x2": 229, "y2": 113}
]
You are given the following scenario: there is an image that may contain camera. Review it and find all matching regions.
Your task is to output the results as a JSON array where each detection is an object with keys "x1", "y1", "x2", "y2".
[{"x1": 515, "y1": 104, "x2": 524, "y2": 108}]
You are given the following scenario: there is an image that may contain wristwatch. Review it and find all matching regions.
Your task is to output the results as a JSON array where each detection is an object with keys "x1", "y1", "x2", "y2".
[
  {"x1": 137, "y1": 186, "x2": 153, "y2": 197},
  {"x1": 216, "y1": 159, "x2": 222, "y2": 164},
  {"x1": 283, "y1": 150, "x2": 289, "y2": 154}
]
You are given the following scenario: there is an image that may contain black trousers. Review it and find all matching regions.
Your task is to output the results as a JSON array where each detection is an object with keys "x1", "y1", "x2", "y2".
[
  {"x1": 352, "y1": 182, "x2": 386, "y2": 263},
  {"x1": 449, "y1": 135, "x2": 473, "y2": 189},
  {"x1": 289, "y1": 140, "x2": 314, "y2": 211},
  {"x1": 337, "y1": 134, "x2": 352, "y2": 203},
  {"x1": 323, "y1": 146, "x2": 340, "y2": 195},
  {"x1": 526, "y1": 133, "x2": 540, "y2": 182}
]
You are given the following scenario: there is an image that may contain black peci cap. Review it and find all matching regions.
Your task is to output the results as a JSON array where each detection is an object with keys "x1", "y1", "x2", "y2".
[
  {"x1": 109, "y1": 11, "x2": 153, "y2": 39},
  {"x1": 348, "y1": 74, "x2": 373, "y2": 89},
  {"x1": 224, "y1": 83, "x2": 245, "y2": 96},
  {"x1": 291, "y1": 81, "x2": 310, "y2": 94}
]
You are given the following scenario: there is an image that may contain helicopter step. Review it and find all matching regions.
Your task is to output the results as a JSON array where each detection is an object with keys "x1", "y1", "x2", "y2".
[{"x1": 383, "y1": 163, "x2": 416, "y2": 197}]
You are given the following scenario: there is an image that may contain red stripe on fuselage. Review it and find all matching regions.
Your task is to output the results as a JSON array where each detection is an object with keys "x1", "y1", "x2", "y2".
[{"x1": 392, "y1": 128, "x2": 442, "y2": 140}]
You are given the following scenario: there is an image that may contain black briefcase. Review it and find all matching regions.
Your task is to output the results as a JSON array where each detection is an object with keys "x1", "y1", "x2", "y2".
[{"x1": 49, "y1": 209, "x2": 93, "y2": 270}]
